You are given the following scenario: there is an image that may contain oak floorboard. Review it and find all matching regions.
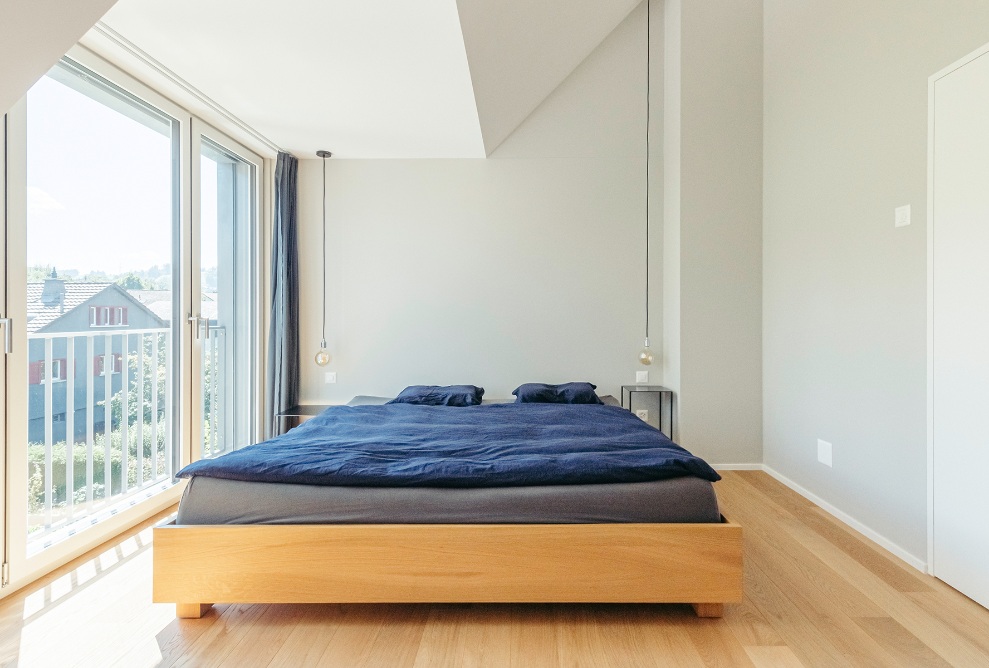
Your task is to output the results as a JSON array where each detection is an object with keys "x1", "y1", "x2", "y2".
[
  {"x1": 852, "y1": 616, "x2": 953, "y2": 668},
  {"x1": 743, "y1": 646, "x2": 806, "y2": 668},
  {"x1": 312, "y1": 604, "x2": 407, "y2": 667},
  {"x1": 1, "y1": 472, "x2": 988, "y2": 666},
  {"x1": 780, "y1": 514, "x2": 989, "y2": 666},
  {"x1": 624, "y1": 608, "x2": 708, "y2": 668},
  {"x1": 735, "y1": 471, "x2": 931, "y2": 593},
  {"x1": 684, "y1": 619, "x2": 757, "y2": 668},
  {"x1": 264, "y1": 604, "x2": 349, "y2": 668},
  {"x1": 716, "y1": 474, "x2": 887, "y2": 618},
  {"x1": 906, "y1": 590, "x2": 989, "y2": 656}
]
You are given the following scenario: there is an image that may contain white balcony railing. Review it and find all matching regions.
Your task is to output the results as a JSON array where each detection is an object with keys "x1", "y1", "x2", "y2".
[{"x1": 27, "y1": 327, "x2": 175, "y2": 551}]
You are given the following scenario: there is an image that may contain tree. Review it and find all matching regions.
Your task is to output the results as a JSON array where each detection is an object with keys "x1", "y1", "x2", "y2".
[{"x1": 116, "y1": 273, "x2": 153, "y2": 290}]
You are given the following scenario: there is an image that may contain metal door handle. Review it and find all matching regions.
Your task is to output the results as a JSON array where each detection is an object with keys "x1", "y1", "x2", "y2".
[
  {"x1": 0, "y1": 317, "x2": 10, "y2": 354},
  {"x1": 189, "y1": 315, "x2": 211, "y2": 340},
  {"x1": 188, "y1": 315, "x2": 201, "y2": 340}
]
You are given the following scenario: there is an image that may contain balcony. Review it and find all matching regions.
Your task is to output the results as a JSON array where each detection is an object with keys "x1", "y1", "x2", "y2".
[{"x1": 27, "y1": 324, "x2": 230, "y2": 552}]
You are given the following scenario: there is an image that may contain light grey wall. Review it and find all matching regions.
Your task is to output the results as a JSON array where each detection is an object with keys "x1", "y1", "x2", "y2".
[
  {"x1": 664, "y1": 0, "x2": 763, "y2": 465},
  {"x1": 763, "y1": 0, "x2": 989, "y2": 561},
  {"x1": 0, "y1": 0, "x2": 119, "y2": 114},
  {"x1": 297, "y1": 6, "x2": 664, "y2": 406}
]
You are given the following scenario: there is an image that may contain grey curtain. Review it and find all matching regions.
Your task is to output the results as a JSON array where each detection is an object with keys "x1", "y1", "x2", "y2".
[{"x1": 265, "y1": 152, "x2": 300, "y2": 438}]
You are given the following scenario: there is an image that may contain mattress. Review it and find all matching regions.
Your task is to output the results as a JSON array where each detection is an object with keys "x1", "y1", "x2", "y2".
[
  {"x1": 175, "y1": 474, "x2": 721, "y2": 525},
  {"x1": 176, "y1": 393, "x2": 721, "y2": 525}
]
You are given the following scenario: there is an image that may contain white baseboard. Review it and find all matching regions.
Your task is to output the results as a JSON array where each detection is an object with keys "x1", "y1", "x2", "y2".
[
  {"x1": 760, "y1": 465, "x2": 926, "y2": 572},
  {"x1": 714, "y1": 463, "x2": 927, "y2": 573}
]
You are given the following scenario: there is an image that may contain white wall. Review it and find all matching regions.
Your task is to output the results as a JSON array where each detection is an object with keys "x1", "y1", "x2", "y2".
[
  {"x1": 0, "y1": 0, "x2": 119, "y2": 114},
  {"x1": 664, "y1": 0, "x2": 763, "y2": 465},
  {"x1": 297, "y1": 6, "x2": 661, "y2": 405},
  {"x1": 763, "y1": 0, "x2": 989, "y2": 562}
]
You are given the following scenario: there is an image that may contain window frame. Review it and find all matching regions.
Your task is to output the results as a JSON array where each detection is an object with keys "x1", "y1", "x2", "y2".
[{"x1": 1, "y1": 37, "x2": 273, "y2": 602}]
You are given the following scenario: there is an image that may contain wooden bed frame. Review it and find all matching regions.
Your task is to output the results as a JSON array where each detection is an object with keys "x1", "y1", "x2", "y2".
[{"x1": 153, "y1": 516, "x2": 742, "y2": 619}]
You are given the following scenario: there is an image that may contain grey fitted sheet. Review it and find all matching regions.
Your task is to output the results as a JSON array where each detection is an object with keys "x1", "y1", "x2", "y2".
[{"x1": 176, "y1": 474, "x2": 721, "y2": 525}]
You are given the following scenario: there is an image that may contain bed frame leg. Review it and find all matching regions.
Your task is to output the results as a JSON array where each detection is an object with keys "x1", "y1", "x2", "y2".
[
  {"x1": 176, "y1": 603, "x2": 212, "y2": 619},
  {"x1": 691, "y1": 603, "x2": 724, "y2": 618}
]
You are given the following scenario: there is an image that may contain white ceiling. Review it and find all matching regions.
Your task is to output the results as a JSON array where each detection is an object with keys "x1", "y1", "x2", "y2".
[
  {"x1": 94, "y1": 0, "x2": 640, "y2": 159},
  {"x1": 1, "y1": 0, "x2": 119, "y2": 114}
]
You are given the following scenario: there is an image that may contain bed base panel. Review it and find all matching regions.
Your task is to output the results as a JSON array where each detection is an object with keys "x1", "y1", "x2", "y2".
[{"x1": 154, "y1": 518, "x2": 742, "y2": 619}]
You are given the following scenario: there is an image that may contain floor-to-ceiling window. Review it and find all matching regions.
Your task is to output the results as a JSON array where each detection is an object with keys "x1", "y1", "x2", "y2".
[
  {"x1": 196, "y1": 133, "x2": 260, "y2": 460},
  {"x1": 2, "y1": 51, "x2": 266, "y2": 588},
  {"x1": 23, "y1": 58, "x2": 180, "y2": 555}
]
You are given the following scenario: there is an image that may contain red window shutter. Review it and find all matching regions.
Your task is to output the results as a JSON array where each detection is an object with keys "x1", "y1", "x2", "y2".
[
  {"x1": 94, "y1": 355, "x2": 102, "y2": 375},
  {"x1": 122, "y1": 307, "x2": 128, "y2": 325},
  {"x1": 29, "y1": 362, "x2": 41, "y2": 385},
  {"x1": 114, "y1": 354, "x2": 123, "y2": 373}
]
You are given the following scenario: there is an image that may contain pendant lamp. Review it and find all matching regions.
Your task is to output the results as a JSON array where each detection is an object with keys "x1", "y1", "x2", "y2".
[
  {"x1": 315, "y1": 150, "x2": 332, "y2": 366},
  {"x1": 639, "y1": 0, "x2": 654, "y2": 366}
]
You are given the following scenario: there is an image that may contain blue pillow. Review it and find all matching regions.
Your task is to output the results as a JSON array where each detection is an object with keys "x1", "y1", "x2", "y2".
[
  {"x1": 512, "y1": 382, "x2": 603, "y2": 405},
  {"x1": 387, "y1": 385, "x2": 485, "y2": 407}
]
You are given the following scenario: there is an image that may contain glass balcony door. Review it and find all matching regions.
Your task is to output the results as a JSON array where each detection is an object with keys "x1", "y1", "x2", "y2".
[
  {"x1": 4, "y1": 55, "x2": 188, "y2": 581},
  {"x1": 192, "y1": 124, "x2": 261, "y2": 460}
]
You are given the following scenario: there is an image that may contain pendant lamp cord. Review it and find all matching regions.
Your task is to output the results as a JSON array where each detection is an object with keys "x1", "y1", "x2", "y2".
[
  {"x1": 321, "y1": 155, "x2": 327, "y2": 344},
  {"x1": 645, "y1": 0, "x2": 651, "y2": 341}
]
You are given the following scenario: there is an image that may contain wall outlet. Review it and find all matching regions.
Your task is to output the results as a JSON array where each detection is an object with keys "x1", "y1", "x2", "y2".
[
  {"x1": 636, "y1": 409, "x2": 649, "y2": 422},
  {"x1": 636, "y1": 370, "x2": 649, "y2": 384},
  {"x1": 324, "y1": 371, "x2": 337, "y2": 384},
  {"x1": 895, "y1": 204, "x2": 911, "y2": 228},
  {"x1": 817, "y1": 439, "x2": 833, "y2": 467}
]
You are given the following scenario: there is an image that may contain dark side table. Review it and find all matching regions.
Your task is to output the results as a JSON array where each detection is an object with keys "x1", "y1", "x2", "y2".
[
  {"x1": 620, "y1": 385, "x2": 674, "y2": 438},
  {"x1": 276, "y1": 404, "x2": 331, "y2": 434}
]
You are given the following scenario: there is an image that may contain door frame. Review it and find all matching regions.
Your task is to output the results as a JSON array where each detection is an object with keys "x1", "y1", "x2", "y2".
[
  {"x1": 1, "y1": 111, "x2": 9, "y2": 587},
  {"x1": 189, "y1": 120, "x2": 265, "y2": 461},
  {"x1": 927, "y1": 39, "x2": 989, "y2": 576}
]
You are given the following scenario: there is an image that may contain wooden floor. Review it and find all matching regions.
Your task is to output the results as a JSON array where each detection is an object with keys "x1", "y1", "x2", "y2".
[{"x1": 2, "y1": 471, "x2": 988, "y2": 667}]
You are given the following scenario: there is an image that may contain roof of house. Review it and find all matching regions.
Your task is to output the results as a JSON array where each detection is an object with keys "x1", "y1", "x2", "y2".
[
  {"x1": 129, "y1": 290, "x2": 217, "y2": 322},
  {"x1": 27, "y1": 282, "x2": 168, "y2": 334},
  {"x1": 26, "y1": 282, "x2": 113, "y2": 333}
]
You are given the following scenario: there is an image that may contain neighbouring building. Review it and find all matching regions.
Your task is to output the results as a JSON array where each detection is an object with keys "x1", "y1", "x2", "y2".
[{"x1": 27, "y1": 271, "x2": 168, "y2": 444}]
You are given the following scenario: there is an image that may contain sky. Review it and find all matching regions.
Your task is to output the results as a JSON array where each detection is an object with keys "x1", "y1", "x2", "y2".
[{"x1": 26, "y1": 70, "x2": 219, "y2": 277}]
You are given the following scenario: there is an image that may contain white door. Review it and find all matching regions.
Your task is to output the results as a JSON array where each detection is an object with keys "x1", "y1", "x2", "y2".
[{"x1": 931, "y1": 48, "x2": 989, "y2": 609}]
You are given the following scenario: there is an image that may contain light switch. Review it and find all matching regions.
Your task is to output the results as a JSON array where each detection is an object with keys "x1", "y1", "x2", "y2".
[
  {"x1": 636, "y1": 371, "x2": 649, "y2": 384},
  {"x1": 895, "y1": 204, "x2": 911, "y2": 228},
  {"x1": 324, "y1": 372, "x2": 337, "y2": 384},
  {"x1": 817, "y1": 439, "x2": 832, "y2": 467}
]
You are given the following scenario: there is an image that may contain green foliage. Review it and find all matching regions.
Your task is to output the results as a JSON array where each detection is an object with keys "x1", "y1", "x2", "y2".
[
  {"x1": 27, "y1": 417, "x2": 169, "y2": 514},
  {"x1": 108, "y1": 334, "x2": 168, "y2": 428},
  {"x1": 115, "y1": 273, "x2": 154, "y2": 290},
  {"x1": 27, "y1": 265, "x2": 55, "y2": 282}
]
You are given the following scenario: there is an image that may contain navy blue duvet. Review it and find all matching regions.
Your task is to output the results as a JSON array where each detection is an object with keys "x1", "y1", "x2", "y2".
[{"x1": 177, "y1": 403, "x2": 720, "y2": 487}]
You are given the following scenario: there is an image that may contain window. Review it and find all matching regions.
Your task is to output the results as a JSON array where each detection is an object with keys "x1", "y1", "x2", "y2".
[
  {"x1": 93, "y1": 353, "x2": 122, "y2": 376},
  {"x1": 29, "y1": 358, "x2": 67, "y2": 384},
  {"x1": 90, "y1": 306, "x2": 128, "y2": 327}
]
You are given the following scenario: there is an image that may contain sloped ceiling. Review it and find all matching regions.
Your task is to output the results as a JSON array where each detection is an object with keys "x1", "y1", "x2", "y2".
[
  {"x1": 0, "y1": 0, "x2": 120, "y2": 114},
  {"x1": 91, "y1": 0, "x2": 640, "y2": 158},
  {"x1": 456, "y1": 0, "x2": 641, "y2": 155}
]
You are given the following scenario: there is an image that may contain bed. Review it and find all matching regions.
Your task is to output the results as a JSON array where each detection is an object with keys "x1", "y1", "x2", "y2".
[{"x1": 153, "y1": 396, "x2": 742, "y2": 619}]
